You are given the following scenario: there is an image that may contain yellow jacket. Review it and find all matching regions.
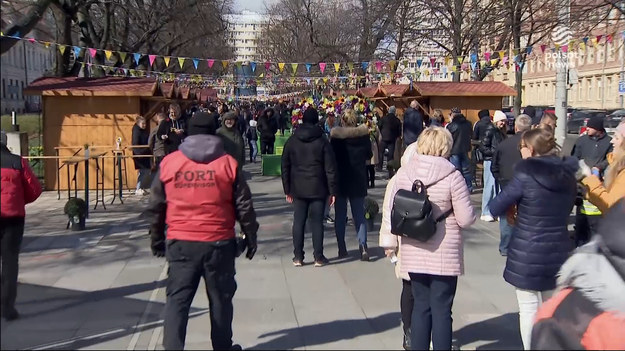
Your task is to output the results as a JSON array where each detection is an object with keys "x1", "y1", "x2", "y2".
[{"x1": 582, "y1": 153, "x2": 625, "y2": 214}]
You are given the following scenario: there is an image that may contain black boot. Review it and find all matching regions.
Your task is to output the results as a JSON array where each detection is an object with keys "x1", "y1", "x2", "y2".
[
  {"x1": 359, "y1": 244, "x2": 370, "y2": 261},
  {"x1": 403, "y1": 329, "x2": 411, "y2": 350}
]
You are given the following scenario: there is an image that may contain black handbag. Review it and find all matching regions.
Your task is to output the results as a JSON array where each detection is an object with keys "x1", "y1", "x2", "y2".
[{"x1": 391, "y1": 178, "x2": 453, "y2": 242}]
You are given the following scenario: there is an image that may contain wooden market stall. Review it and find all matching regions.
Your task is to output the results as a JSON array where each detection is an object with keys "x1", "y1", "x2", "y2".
[
  {"x1": 24, "y1": 76, "x2": 217, "y2": 191},
  {"x1": 368, "y1": 81, "x2": 517, "y2": 124}
]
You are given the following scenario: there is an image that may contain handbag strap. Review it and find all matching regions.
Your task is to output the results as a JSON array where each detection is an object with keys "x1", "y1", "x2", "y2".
[
  {"x1": 410, "y1": 171, "x2": 456, "y2": 222},
  {"x1": 435, "y1": 208, "x2": 454, "y2": 223}
]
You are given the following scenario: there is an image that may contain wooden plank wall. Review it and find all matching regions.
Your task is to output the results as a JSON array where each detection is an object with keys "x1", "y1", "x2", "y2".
[{"x1": 43, "y1": 96, "x2": 145, "y2": 191}]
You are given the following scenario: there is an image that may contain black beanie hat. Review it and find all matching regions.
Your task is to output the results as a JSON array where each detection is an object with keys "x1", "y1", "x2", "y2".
[
  {"x1": 586, "y1": 115, "x2": 605, "y2": 132},
  {"x1": 187, "y1": 112, "x2": 217, "y2": 136},
  {"x1": 478, "y1": 109, "x2": 490, "y2": 119},
  {"x1": 523, "y1": 106, "x2": 536, "y2": 118},
  {"x1": 302, "y1": 108, "x2": 319, "y2": 125}
]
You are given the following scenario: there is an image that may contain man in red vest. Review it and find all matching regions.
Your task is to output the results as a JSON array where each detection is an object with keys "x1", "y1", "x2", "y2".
[{"x1": 145, "y1": 112, "x2": 259, "y2": 351}]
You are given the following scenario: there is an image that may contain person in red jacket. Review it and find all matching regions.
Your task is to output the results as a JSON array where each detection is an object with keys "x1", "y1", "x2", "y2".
[
  {"x1": 531, "y1": 199, "x2": 625, "y2": 350},
  {"x1": 0, "y1": 131, "x2": 43, "y2": 321},
  {"x1": 145, "y1": 112, "x2": 259, "y2": 351}
]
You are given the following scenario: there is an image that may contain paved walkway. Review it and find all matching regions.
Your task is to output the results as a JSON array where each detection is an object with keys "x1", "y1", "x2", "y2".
[{"x1": 1, "y1": 162, "x2": 524, "y2": 350}]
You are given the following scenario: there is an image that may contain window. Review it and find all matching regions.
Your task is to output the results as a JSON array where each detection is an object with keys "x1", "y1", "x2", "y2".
[
  {"x1": 597, "y1": 79, "x2": 602, "y2": 101},
  {"x1": 607, "y1": 76, "x2": 613, "y2": 98},
  {"x1": 578, "y1": 78, "x2": 583, "y2": 100},
  {"x1": 587, "y1": 78, "x2": 592, "y2": 101},
  {"x1": 570, "y1": 82, "x2": 576, "y2": 101}
]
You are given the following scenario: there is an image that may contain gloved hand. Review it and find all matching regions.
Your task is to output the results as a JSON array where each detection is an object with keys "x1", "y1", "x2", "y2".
[
  {"x1": 245, "y1": 233, "x2": 257, "y2": 260},
  {"x1": 576, "y1": 160, "x2": 592, "y2": 181},
  {"x1": 151, "y1": 241, "x2": 165, "y2": 257}
]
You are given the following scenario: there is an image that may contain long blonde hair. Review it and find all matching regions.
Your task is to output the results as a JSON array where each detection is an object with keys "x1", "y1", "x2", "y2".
[{"x1": 605, "y1": 123, "x2": 625, "y2": 188}]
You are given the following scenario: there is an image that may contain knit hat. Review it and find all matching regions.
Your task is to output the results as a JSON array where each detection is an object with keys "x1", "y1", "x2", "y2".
[
  {"x1": 493, "y1": 110, "x2": 507, "y2": 123},
  {"x1": 187, "y1": 112, "x2": 217, "y2": 136},
  {"x1": 586, "y1": 115, "x2": 605, "y2": 132},
  {"x1": 523, "y1": 106, "x2": 536, "y2": 118},
  {"x1": 478, "y1": 109, "x2": 490, "y2": 119},
  {"x1": 302, "y1": 107, "x2": 319, "y2": 125},
  {"x1": 451, "y1": 107, "x2": 461, "y2": 114},
  {"x1": 389, "y1": 106, "x2": 397, "y2": 114}
]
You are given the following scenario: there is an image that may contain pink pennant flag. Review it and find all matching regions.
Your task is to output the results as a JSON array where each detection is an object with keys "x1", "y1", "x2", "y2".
[
  {"x1": 502, "y1": 56, "x2": 509, "y2": 65},
  {"x1": 148, "y1": 55, "x2": 156, "y2": 66},
  {"x1": 88, "y1": 48, "x2": 97, "y2": 58},
  {"x1": 265, "y1": 61, "x2": 271, "y2": 71},
  {"x1": 597, "y1": 35, "x2": 603, "y2": 42},
  {"x1": 375, "y1": 61, "x2": 383, "y2": 72},
  {"x1": 540, "y1": 45, "x2": 547, "y2": 53},
  {"x1": 484, "y1": 52, "x2": 491, "y2": 61},
  {"x1": 607, "y1": 34, "x2": 613, "y2": 43},
  {"x1": 207, "y1": 59, "x2": 215, "y2": 68},
  {"x1": 28, "y1": 37, "x2": 36, "y2": 43},
  {"x1": 319, "y1": 62, "x2": 326, "y2": 73},
  {"x1": 429, "y1": 57, "x2": 436, "y2": 67},
  {"x1": 562, "y1": 45, "x2": 569, "y2": 53}
]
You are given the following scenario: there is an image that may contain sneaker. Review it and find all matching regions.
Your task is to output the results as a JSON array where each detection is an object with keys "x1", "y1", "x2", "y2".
[
  {"x1": 135, "y1": 188, "x2": 144, "y2": 196},
  {"x1": 480, "y1": 215, "x2": 495, "y2": 222},
  {"x1": 338, "y1": 249, "x2": 349, "y2": 258},
  {"x1": 325, "y1": 216, "x2": 335, "y2": 224},
  {"x1": 1, "y1": 308, "x2": 19, "y2": 321},
  {"x1": 292, "y1": 258, "x2": 303, "y2": 267},
  {"x1": 359, "y1": 244, "x2": 370, "y2": 262},
  {"x1": 314, "y1": 256, "x2": 330, "y2": 267},
  {"x1": 231, "y1": 344, "x2": 243, "y2": 351}
]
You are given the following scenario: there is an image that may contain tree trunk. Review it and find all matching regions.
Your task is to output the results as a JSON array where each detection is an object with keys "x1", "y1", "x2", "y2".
[
  {"x1": 0, "y1": 0, "x2": 55, "y2": 54},
  {"x1": 512, "y1": 2, "x2": 523, "y2": 116}
]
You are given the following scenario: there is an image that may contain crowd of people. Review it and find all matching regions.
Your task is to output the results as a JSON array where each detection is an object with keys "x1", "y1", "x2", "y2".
[{"x1": 2, "y1": 95, "x2": 624, "y2": 351}]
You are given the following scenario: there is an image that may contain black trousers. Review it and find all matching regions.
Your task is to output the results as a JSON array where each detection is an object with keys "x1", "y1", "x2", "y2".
[
  {"x1": 409, "y1": 273, "x2": 458, "y2": 351},
  {"x1": 292, "y1": 198, "x2": 325, "y2": 261},
  {"x1": 574, "y1": 209, "x2": 601, "y2": 247},
  {"x1": 379, "y1": 140, "x2": 396, "y2": 169},
  {"x1": 367, "y1": 165, "x2": 376, "y2": 187},
  {"x1": 260, "y1": 140, "x2": 274, "y2": 155},
  {"x1": 163, "y1": 239, "x2": 237, "y2": 350},
  {"x1": 401, "y1": 278, "x2": 413, "y2": 334},
  {"x1": 1, "y1": 217, "x2": 25, "y2": 313}
]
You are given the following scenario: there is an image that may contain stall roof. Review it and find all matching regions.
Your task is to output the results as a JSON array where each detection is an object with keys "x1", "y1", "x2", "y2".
[
  {"x1": 25, "y1": 77, "x2": 218, "y2": 101},
  {"x1": 414, "y1": 81, "x2": 517, "y2": 97}
]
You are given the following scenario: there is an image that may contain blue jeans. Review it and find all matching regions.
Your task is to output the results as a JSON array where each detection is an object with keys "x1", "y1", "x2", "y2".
[
  {"x1": 334, "y1": 196, "x2": 367, "y2": 251},
  {"x1": 449, "y1": 154, "x2": 473, "y2": 192},
  {"x1": 249, "y1": 139, "x2": 258, "y2": 162},
  {"x1": 499, "y1": 217, "x2": 514, "y2": 255},
  {"x1": 481, "y1": 160, "x2": 496, "y2": 217},
  {"x1": 136, "y1": 168, "x2": 149, "y2": 190}
]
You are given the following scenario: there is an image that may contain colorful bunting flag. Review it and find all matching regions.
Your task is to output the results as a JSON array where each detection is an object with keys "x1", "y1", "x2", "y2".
[
  {"x1": 236, "y1": 61, "x2": 242, "y2": 69},
  {"x1": 58, "y1": 45, "x2": 66, "y2": 55},
  {"x1": 319, "y1": 62, "x2": 326, "y2": 73},
  {"x1": 178, "y1": 57, "x2": 185, "y2": 69},
  {"x1": 305, "y1": 63, "x2": 312, "y2": 73},
  {"x1": 119, "y1": 52, "x2": 127, "y2": 63},
  {"x1": 388, "y1": 60, "x2": 396, "y2": 71},
  {"x1": 250, "y1": 61, "x2": 256, "y2": 72},
  {"x1": 334, "y1": 63, "x2": 340, "y2": 72},
  {"x1": 278, "y1": 62, "x2": 285, "y2": 72},
  {"x1": 416, "y1": 59, "x2": 423, "y2": 68},
  {"x1": 291, "y1": 63, "x2": 298, "y2": 74},
  {"x1": 222, "y1": 60, "x2": 229, "y2": 69},
  {"x1": 43, "y1": 41, "x2": 50, "y2": 48},
  {"x1": 484, "y1": 52, "x2": 491, "y2": 61},
  {"x1": 265, "y1": 61, "x2": 271, "y2": 71},
  {"x1": 361, "y1": 62, "x2": 369, "y2": 71},
  {"x1": 562, "y1": 45, "x2": 569, "y2": 53},
  {"x1": 103, "y1": 50, "x2": 112, "y2": 60},
  {"x1": 348, "y1": 62, "x2": 354, "y2": 72},
  {"x1": 149, "y1": 55, "x2": 157, "y2": 66},
  {"x1": 429, "y1": 57, "x2": 436, "y2": 67},
  {"x1": 133, "y1": 53, "x2": 141, "y2": 65},
  {"x1": 207, "y1": 59, "x2": 214, "y2": 68},
  {"x1": 73, "y1": 46, "x2": 82, "y2": 57},
  {"x1": 375, "y1": 61, "x2": 383, "y2": 72},
  {"x1": 88, "y1": 48, "x2": 97, "y2": 58},
  {"x1": 192, "y1": 58, "x2": 200, "y2": 69}
]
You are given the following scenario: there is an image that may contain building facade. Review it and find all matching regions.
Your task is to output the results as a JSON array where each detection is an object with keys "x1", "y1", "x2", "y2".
[{"x1": 225, "y1": 11, "x2": 266, "y2": 62}]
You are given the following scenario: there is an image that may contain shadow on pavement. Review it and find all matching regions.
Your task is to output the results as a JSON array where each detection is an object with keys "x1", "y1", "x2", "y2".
[
  {"x1": 0, "y1": 282, "x2": 206, "y2": 350},
  {"x1": 249, "y1": 312, "x2": 400, "y2": 350},
  {"x1": 453, "y1": 312, "x2": 522, "y2": 350}
]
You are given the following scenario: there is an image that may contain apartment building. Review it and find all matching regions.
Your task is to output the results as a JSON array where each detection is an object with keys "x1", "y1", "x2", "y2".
[
  {"x1": 225, "y1": 11, "x2": 266, "y2": 62},
  {"x1": 1, "y1": 19, "x2": 55, "y2": 114}
]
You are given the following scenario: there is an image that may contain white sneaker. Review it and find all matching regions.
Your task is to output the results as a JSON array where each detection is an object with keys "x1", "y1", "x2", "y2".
[
  {"x1": 481, "y1": 215, "x2": 495, "y2": 222},
  {"x1": 135, "y1": 189, "x2": 144, "y2": 196}
]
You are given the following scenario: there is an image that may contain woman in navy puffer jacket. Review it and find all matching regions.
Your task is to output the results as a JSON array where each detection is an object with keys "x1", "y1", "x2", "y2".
[{"x1": 488, "y1": 127, "x2": 577, "y2": 350}]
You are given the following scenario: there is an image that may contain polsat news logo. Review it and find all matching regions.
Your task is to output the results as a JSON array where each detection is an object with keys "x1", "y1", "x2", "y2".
[{"x1": 544, "y1": 51, "x2": 579, "y2": 69}]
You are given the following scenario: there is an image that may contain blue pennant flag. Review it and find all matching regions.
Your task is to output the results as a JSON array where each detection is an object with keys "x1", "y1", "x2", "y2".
[
  {"x1": 73, "y1": 46, "x2": 82, "y2": 57},
  {"x1": 306, "y1": 78, "x2": 311, "y2": 85},
  {"x1": 306, "y1": 63, "x2": 312, "y2": 73},
  {"x1": 250, "y1": 61, "x2": 257, "y2": 72},
  {"x1": 526, "y1": 46, "x2": 533, "y2": 55},
  {"x1": 416, "y1": 59, "x2": 423, "y2": 67},
  {"x1": 361, "y1": 62, "x2": 369, "y2": 70},
  {"x1": 470, "y1": 53, "x2": 478, "y2": 63},
  {"x1": 471, "y1": 61, "x2": 477, "y2": 70},
  {"x1": 192, "y1": 58, "x2": 199, "y2": 69},
  {"x1": 133, "y1": 53, "x2": 141, "y2": 65}
]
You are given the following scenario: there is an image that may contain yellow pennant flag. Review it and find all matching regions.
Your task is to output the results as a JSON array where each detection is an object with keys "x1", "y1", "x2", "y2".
[
  {"x1": 119, "y1": 52, "x2": 127, "y2": 63},
  {"x1": 555, "y1": 44, "x2": 561, "y2": 51},
  {"x1": 58, "y1": 45, "x2": 66, "y2": 55},
  {"x1": 452, "y1": 66, "x2": 457, "y2": 72},
  {"x1": 278, "y1": 62, "x2": 285, "y2": 72},
  {"x1": 323, "y1": 77, "x2": 329, "y2": 84},
  {"x1": 43, "y1": 42, "x2": 50, "y2": 48},
  {"x1": 259, "y1": 73, "x2": 264, "y2": 78},
  {"x1": 569, "y1": 40, "x2": 576, "y2": 49},
  {"x1": 291, "y1": 63, "x2": 298, "y2": 74},
  {"x1": 513, "y1": 49, "x2": 520, "y2": 55},
  {"x1": 236, "y1": 61, "x2": 242, "y2": 69},
  {"x1": 580, "y1": 42, "x2": 586, "y2": 51},
  {"x1": 178, "y1": 57, "x2": 186, "y2": 69},
  {"x1": 104, "y1": 50, "x2": 113, "y2": 60},
  {"x1": 491, "y1": 59, "x2": 498, "y2": 66},
  {"x1": 499, "y1": 50, "x2": 506, "y2": 59},
  {"x1": 289, "y1": 77, "x2": 295, "y2": 84},
  {"x1": 164, "y1": 56, "x2": 171, "y2": 67},
  {"x1": 591, "y1": 38, "x2": 599, "y2": 47},
  {"x1": 348, "y1": 62, "x2": 354, "y2": 71},
  {"x1": 389, "y1": 60, "x2": 396, "y2": 71},
  {"x1": 222, "y1": 60, "x2": 229, "y2": 69},
  {"x1": 445, "y1": 56, "x2": 451, "y2": 66},
  {"x1": 457, "y1": 57, "x2": 464, "y2": 64},
  {"x1": 314, "y1": 78, "x2": 320, "y2": 85},
  {"x1": 334, "y1": 63, "x2": 340, "y2": 72}
]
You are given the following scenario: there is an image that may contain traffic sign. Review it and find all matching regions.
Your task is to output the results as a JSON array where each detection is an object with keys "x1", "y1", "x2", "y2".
[{"x1": 619, "y1": 80, "x2": 625, "y2": 95}]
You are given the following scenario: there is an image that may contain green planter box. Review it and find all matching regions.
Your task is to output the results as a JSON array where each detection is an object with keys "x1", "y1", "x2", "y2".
[
  {"x1": 275, "y1": 136, "x2": 289, "y2": 148},
  {"x1": 275, "y1": 146, "x2": 284, "y2": 155},
  {"x1": 262, "y1": 155, "x2": 282, "y2": 176}
]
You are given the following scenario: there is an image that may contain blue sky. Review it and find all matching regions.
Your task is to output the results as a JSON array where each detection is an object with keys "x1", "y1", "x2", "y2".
[{"x1": 234, "y1": 0, "x2": 275, "y2": 13}]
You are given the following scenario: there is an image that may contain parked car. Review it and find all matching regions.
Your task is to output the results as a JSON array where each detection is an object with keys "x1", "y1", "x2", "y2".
[
  {"x1": 606, "y1": 109, "x2": 625, "y2": 135},
  {"x1": 567, "y1": 110, "x2": 607, "y2": 134}
]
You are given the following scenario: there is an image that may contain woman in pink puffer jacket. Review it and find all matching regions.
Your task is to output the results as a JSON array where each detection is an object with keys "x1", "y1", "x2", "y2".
[{"x1": 382, "y1": 127, "x2": 476, "y2": 351}]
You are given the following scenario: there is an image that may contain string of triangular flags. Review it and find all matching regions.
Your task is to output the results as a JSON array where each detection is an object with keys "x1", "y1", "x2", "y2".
[{"x1": 2, "y1": 31, "x2": 623, "y2": 76}]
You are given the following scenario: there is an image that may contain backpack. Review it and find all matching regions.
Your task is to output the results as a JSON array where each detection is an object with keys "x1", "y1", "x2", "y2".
[{"x1": 391, "y1": 178, "x2": 453, "y2": 242}]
